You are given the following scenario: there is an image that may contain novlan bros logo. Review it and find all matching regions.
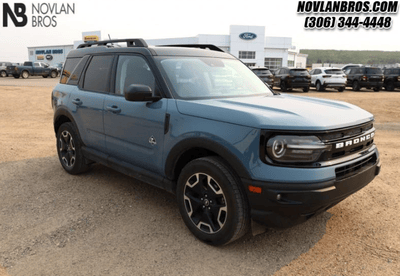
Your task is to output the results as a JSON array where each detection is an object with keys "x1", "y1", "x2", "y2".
[
  {"x1": 2, "y1": 3, "x2": 27, "y2": 27},
  {"x1": 2, "y1": 2, "x2": 75, "y2": 27}
]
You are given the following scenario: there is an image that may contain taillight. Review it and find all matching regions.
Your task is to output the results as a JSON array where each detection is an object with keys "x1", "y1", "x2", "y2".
[
  {"x1": 397, "y1": 76, "x2": 400, "y2": 81},
  {"x1": 362, "y1": 75, "x2": 368, "y2": 81}
]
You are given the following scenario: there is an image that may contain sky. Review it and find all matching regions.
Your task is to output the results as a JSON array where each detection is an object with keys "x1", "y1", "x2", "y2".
[{"x1": 1, "y1": 0, "x2": 400, "y2": 62}]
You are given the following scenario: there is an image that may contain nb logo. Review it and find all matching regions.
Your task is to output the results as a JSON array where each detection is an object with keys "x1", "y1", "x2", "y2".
[{"x1": 2, "y1": 3, "x2": 27, "y2": 27}]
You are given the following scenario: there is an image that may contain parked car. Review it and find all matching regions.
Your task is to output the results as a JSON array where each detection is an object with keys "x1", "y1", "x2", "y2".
[
  {"x1": 0, "y1": 61, "x2": 12, "y2": 77},
  {"x1": 54, "y1": 62, "x2": 64, "y2": 76},
  {"x1": 6, "y1": 61, "x2": 58, "y2": 79},
  {"x1": 52, "y1": 39, "x2": 380, "y2": 245},
  {"x1": 309, "y1": 67, "x2": 346, "y2": 92},
  {"x1": 251, "y1": 67, "x2": 274, "y2": 87},
  {"x1": 341, "y1": 64, "x2": 362, "y2": 73},
  {"x1": 383, "y1": 67, "x2": 400, "y2": 91},
  {"x1": 345, "y1": 66, "x2": 384, "y2": 91},
  {"x1": 273, "y1": 67, "x2": 311, "y2": 92}
]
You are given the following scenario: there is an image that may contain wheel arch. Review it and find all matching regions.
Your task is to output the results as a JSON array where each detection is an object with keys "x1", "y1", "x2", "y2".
[
  {"x1": 165, "y1": 138, "x2": 251, "y2": 184},
  {"x1": 54, "y1": 108, "x2": 80, "y2": 137}
]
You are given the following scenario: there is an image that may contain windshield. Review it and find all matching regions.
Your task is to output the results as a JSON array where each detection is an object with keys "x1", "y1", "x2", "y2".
[
  {"x1": 156, "y1": 57, "x2": 273, "y2": 99},
  {"x1": 325, "y1": 69, "x2": 344, "y2": 75},
  {"x1": 366, "y1": 68, "x2": 383, "y2": 74}
]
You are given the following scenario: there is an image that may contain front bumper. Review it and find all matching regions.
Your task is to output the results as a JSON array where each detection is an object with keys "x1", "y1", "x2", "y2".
[{"x1": 242, "y1": 151, "x2": 381, "y2": 228}]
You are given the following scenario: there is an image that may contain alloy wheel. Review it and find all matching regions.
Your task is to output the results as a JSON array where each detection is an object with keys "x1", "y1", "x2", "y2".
[
  {"x1": 59, "y1": 130, "x2": 76, "y2": 168},
  {"x1": 183, "y1": 173, "x2": 227, "y2": 234}
]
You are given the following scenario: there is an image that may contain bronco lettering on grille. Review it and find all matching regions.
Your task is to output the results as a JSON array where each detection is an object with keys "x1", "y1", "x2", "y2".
[{"x1": 335, "y1": 132, "x2": 374, "y2": 149}]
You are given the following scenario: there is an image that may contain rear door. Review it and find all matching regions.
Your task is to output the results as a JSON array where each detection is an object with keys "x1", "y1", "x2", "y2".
[{"x1": 103, "y1": 54, "x2": 167, "y2": 175}]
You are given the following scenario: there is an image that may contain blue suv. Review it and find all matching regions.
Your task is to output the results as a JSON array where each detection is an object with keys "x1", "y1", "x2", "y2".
[{"x1": 52, "y1": 39, "x2": 381, "y2": 245}]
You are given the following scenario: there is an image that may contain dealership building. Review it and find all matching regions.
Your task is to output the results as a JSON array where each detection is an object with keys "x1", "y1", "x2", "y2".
[
  {"x1": 26, "y1": 26, "x2": 307, "y2": 69},
  {"x1": 27, "y1": 44, "x2": 73, "y2": 66}
]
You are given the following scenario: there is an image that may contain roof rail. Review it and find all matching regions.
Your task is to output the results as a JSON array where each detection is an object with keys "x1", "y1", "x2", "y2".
[
  {"x1": 77, "y1": 39, "x2": 148, "y2": 49},
  {"x1": 158, "y1": 44, "x2": 225, "y2": 52}
]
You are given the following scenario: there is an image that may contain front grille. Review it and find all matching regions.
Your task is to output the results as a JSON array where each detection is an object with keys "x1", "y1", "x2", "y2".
[
  {"x1": 318, "y1": 121, "x2": 375, "y2": 162},
  {"x1": 335, "y1": 153, "x2": 377, "y2": 179}
]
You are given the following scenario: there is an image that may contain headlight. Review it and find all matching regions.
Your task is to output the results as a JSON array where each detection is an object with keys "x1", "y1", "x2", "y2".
[{"x1": 266, "y1": 135, "x2": 331, "y2": 163}]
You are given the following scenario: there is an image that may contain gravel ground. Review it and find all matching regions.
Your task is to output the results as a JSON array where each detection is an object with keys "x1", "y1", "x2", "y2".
[{"x1": 0, "y1": 78, "x2": 399, "y2": 275}]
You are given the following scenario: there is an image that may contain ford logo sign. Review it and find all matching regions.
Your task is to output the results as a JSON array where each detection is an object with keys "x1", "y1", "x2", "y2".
[
  {"x1": 46, "y1": 54, "x2": 53, "y2": 61},
  {"x1": 239, "y1": 32, "x2": 257, "y2": 40}
]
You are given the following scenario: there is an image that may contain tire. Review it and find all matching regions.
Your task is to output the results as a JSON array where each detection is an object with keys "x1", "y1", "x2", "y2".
[
  {"x1": 352, "y1": 81, "x2": 361, "y2": 91},
  {"x1": 280, "y1": 81, "x2": 287, "y2": 92},
  {"x1": 303, "y1": 87, "x2": 310, "y2": 92},
  {"x1": 316, "y1": 81, "x2": 324, "y2": 91},
  {"x1": 176, "y1": 157, "x2": 250, "y2": 246},
  {"x1": 56, "y1": 122, "x2": 91, "y2": 175},
  {"x1": 13, "y1": 74, "x2": 20, "y2": 79},
  {"x1": 42, "y1": 75, "x2": 48, "y2": 78},
  {"x1": 373, "y1": 87, "x2": 380, "y2": 92},
  {"x1": 385, "y1": 81, "x2": 395, "y2": 91},
  {"x1": 50, "y1": 70, "x2": 57, "y2": 78},
  {"x1": 0, "y1": 70, "x2": 7, "y2": 77},
  {"x1": 21, "y1": 71, "x2": 29, "y2": 79},
  {"x1": 338, "y1": 87, "x2": 345, "y2": 92}
]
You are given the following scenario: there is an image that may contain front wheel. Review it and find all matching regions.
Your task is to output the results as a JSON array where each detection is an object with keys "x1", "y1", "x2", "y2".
[
  {"x1": 385, "y1": 81, "x2": 395, "y2": 91},
  {"x1": 176, "y1": 157, "x2": 249, "y2": 246},
  {"x1": 50, "y1": 71, "x2": 57, "y2": 78},
  {"x1": 13, "y1": 74, "x2": 20, "y2": 79},
  {"x1": 338, "y1": 87, "x2": 345, "y2": 92},
  {"x1": 56, "y1": 122, "x2": 91, "y2": 175},
  {"x1": 42, "y1": 75, "x2": 48, "y2": 78},
  {"x1": 373, "y1": 87, "x2": 380, "y2": 92},
  {"x1": 0, "y1": 70, "x2": 7, "y2": 77},
  {"x1": 303, "y1": 87, "x2": 310, "y2": 92}
]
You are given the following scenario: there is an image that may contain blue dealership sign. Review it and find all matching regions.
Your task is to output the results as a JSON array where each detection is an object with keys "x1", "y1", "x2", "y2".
[{"x1": 239, "y1": 32, "x2": 257, "y2": 40}]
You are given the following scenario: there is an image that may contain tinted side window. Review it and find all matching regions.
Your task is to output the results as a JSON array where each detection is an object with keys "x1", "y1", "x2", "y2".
[
  {"x1": 83, "y1": 55, "x2": 114, "y2": 92},
  {"x1": 60, "y1": 58, "x2": 81, "y2": 84},
  {"x1": 67, "y1": 55, "x2": 89, "y2": 86},
  {"x1": 115, "y1": 55, "x2": 158, "y2": 95}
]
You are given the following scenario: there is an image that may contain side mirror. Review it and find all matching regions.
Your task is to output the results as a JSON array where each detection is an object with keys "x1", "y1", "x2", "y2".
[{"x1": 124, "y1": 84, "x2": 161, "y2": 102}]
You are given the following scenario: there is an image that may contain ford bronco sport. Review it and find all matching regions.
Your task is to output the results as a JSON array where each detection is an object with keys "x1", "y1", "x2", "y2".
[{"x1": 52, "y1": 39, "x2": 381, "y2": 246}]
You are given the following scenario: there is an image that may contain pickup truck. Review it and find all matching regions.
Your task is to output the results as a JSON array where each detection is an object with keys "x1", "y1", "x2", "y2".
[{"x1": 7, "y1": 61, "x2": 58, "y2": 79}]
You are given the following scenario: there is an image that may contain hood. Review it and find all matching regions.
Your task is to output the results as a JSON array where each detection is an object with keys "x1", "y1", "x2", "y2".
[{"x1": 175, "y1": 94, "x2": 374, "y2": 130}]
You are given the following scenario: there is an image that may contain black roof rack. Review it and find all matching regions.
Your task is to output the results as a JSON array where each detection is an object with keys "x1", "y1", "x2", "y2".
[
  {"x1": 77, "y1": 39, "x2": 148, "y2": 49},
  {"x1": 158, "y1": 44, "x2": 225, "y2": 52}
]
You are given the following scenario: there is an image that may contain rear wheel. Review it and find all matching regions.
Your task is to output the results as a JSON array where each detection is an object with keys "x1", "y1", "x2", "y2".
[
  {"x1": 21, "y1": 71, "x2": 29, "y2": 79},
  {"x1": 280, "y1": 81, "x2": 287, "y2": 92},
  {"x1": 373, "y1": 87, "x2": 380, "y2": 92},
  {"x1": 352, "y1": 81, "x2": 361, "y2": 91},
  {"x1": 13, "y1": 74, "x2": 20, "y2": 79},
  {"x1": 316, "y1": 81, "x2": 324, "y2": 91},
  {"x1": 0, "y1": 70, "x2": 6, "y2": 77},
  {"x1": 56, "y1": 122, "x2": 91, "y2": 175},
  {"x1": 303, "y1": 87, "x2": 310, "y2": 92},
  {"x1": 177, "y1": 157, "x2": 249, "y2": 246},
  {"x1": 338, "y1": 87, "x2": 345, "y2": 92},
  {"x1": 42, "y1": 75, "x2": 48, "y2": 78}
]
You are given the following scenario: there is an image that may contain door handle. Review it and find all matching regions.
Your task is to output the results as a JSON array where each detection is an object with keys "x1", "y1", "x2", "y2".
[
  {"x1": 106, "y1": 105, "x2": 121, "y2": 114},
  {"x1": 72, "y1": 98, "x2": 82, "y2": 106}
]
